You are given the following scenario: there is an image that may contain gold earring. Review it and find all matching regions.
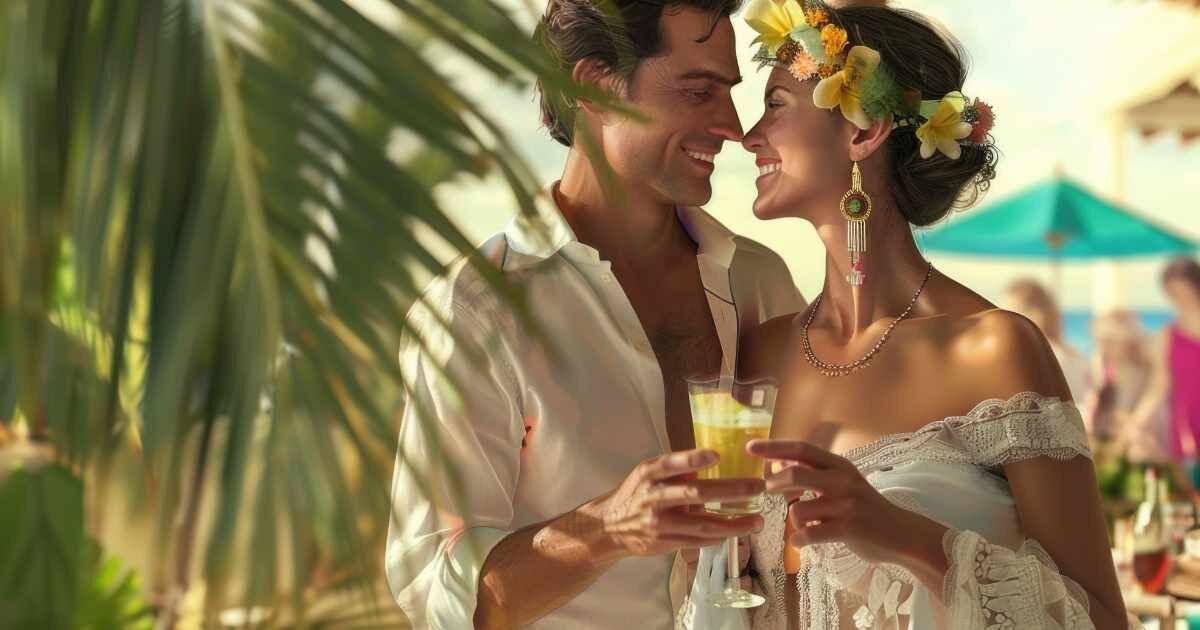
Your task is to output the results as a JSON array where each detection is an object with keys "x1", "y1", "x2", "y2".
[{"x1": 840, "y1": 161, "x2": 872, "y2": 287}]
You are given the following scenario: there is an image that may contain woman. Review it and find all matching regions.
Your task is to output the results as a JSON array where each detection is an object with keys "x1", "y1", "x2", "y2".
[
  {"x1": 1093, "y1": 310, "x2": 1164, "y2": 461},
  {"x1": 683, "y1": 2, "x2": 1130, "y2": 628},
  {"x1": 1131, "y1": 258, "x2": 1200, "y2": 480}
]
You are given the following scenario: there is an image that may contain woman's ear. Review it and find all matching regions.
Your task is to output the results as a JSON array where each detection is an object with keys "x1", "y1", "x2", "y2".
[
  {"x1": 571, "y1": 57, "x2": 619, "y2": 118},
  {"x1": 847, "y1": 115, "x2": 893, "y2": 162}
]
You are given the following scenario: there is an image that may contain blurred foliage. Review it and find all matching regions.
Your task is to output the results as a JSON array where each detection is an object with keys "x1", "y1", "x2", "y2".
[
  {"x1": 0, "y1": 0, "x2": 583, "y2": 626},
  {"x1": 0, "y1": 463, "x2": 155, "y2": 629}
]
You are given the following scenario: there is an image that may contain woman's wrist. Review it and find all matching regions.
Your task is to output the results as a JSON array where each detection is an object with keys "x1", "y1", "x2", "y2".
[{"x1": 886, "y1": 506, "x2": 950, "y2": 593}]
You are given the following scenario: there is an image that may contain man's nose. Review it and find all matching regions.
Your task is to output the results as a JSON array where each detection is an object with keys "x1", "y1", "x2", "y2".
[{"x1": 708, "y1": 96, "x2": 744, "y2": 143}]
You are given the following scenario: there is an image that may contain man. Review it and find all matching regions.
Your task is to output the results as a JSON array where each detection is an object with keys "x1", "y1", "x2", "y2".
[{"x1": 385, "y1": 1, "x2": 804, "y2": 628}]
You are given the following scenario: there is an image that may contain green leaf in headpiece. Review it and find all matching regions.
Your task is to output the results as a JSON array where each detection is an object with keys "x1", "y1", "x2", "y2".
[{"x1": 857, "y1": 63, "x2": 907, "y2": 121}]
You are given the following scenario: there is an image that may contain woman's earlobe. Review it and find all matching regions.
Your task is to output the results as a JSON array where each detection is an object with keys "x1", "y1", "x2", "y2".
[{"x1": 848, "y1": 117, "x2": 893, "y2": 162}]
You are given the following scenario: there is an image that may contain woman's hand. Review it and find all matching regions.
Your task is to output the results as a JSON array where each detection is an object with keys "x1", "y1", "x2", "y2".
[{"x1": 746, "y1": 439, "x2": 940, "y2": 567}]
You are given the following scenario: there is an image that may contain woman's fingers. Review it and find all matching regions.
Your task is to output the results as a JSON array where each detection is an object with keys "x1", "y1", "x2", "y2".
[
  {"x1": 786, "y1": 496, "x2": 853, "y2": 525},
  {"x1": 746, "y1": 439, "x2": 852, "y2": 471},
  {"x1": 789, "y1": 520, "x2": 846, "y2": 547},
  {"x1": 765, "y1": 464, "x2": 848, "y2": 496}
]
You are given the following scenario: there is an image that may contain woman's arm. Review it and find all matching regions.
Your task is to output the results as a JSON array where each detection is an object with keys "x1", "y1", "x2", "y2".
[{"x1": 1129, "y1": 331, "x2": 1171, "y2": 446}]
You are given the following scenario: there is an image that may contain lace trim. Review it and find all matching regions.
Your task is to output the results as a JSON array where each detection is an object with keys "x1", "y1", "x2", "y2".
[
  {"x1": 746, "y1": 393, "x2": 1096, "y2": 630},
  {"x1": 843, "y1": 392, "x2": 1091, "y2": 475},
  {"x1": 943, "y1": 529, "x2": 1092, "y2": 629}
]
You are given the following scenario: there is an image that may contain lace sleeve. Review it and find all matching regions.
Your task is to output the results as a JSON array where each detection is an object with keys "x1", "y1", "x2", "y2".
[
  {"x1": 950, "y1": 393, "x2": 1091, "y2": 469},
  {"x1": 943, "y1": 529, "x2": 1100, "y2": 629}
]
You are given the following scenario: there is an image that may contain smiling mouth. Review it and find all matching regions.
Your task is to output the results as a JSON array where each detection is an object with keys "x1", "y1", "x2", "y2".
[
  {"x1": 757, "y1": 163, "x2": 781, "y2": 176},
  {"x1": 685, "y1": 149, "x2": 716, "y2": 164}
]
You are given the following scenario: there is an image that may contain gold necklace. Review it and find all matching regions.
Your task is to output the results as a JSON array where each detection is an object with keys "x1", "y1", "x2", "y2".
[{"x1": 801, "y1": 263, "x2": 934, "y2": 377}]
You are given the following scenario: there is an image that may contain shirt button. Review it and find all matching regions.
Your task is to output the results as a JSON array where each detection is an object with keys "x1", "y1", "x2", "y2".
[{"x1": 601, "y1": 273, "x2": 614, "y2": 283}]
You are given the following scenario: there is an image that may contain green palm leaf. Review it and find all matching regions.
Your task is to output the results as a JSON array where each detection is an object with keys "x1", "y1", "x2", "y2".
[{"x1": 0, "y1": 0, "x2": 597, "y2": 626}]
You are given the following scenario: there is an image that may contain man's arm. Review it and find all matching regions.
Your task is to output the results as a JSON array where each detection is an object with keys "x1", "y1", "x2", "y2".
[
  {"x1": 385, "y1": 296, "x2": 525, "y2": 629},
  {"x1": 387, "y1": 297, "x2": 763, "y2": 629},
  {"x1": 474, "y1": 451, "x2": 764, "y2": 629}
]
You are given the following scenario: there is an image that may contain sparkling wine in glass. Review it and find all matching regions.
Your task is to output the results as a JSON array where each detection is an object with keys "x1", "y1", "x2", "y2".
[{"x1": 687, "y1": 378, "x2": 776, "y2": 608}]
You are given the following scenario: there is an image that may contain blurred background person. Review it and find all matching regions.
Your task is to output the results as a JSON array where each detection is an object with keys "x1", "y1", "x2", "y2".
[
  {"x1": 1094, "y1": 310, "x2": 1164, "y2": 461},
  {"x1": 1003, "y1": 278, "x2": 1092, "y2": 403},
  {"x1": 1131, "y1": 257, "x2": 1200, "y2": 488}
]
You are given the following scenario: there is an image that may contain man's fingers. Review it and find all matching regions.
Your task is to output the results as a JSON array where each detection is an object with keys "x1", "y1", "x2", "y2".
[
  {"x1": 642, "y1": 449, "x2": 718, "y2": 481},
  {"x1": 746, "y1": 439, "x2": 849, "y2": 471},
  {"x1": 652, "y1": 511, "x2": 764, "y2": 539},
  {"x1": 649, "y1": 478, "x2": 765, "y2": 509}
]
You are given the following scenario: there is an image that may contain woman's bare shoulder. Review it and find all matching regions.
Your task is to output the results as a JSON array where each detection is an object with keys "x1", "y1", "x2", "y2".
[{"x1": 948, "y1": 308, "x2": 1074, "y2": 402}]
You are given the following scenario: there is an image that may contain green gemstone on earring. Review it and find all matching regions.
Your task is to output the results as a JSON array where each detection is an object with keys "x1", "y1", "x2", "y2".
[{"x1": 848, "y1": 198, "x2": 863, "y2": 215}]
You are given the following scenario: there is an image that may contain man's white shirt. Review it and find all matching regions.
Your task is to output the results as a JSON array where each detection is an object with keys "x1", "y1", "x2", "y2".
[{"x1": 385, "y1": 190, "x2": 804, "y2": 629}]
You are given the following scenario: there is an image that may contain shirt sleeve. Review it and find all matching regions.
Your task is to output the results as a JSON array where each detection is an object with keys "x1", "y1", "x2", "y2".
[{"x1": 385, "y1": 294, "x2": 524, "y2": 629}]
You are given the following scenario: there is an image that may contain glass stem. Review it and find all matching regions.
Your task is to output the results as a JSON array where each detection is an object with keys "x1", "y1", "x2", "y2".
[{"x1": 727, "y1": 536, "x2": 739, "y2": 589}]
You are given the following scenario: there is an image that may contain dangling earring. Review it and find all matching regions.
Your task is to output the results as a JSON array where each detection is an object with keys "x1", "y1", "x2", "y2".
[{"x1": 840, "y1": 161, "x2": 872, "y2": 287}]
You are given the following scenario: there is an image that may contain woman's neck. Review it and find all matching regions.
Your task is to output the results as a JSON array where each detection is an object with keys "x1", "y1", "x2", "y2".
[
  {"x1": 1177, "y1": 310, "x2": 1200, "y2": 337},
  {"x1": 811, "y1": 197, "x2": 932, "y2": 340}
]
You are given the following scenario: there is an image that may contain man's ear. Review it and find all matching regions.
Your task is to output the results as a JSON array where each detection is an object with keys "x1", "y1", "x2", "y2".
[
  {"x1": 848, "y1": 115, "x2": 893, "y2": 162},
  {"x1": 571, "y1": 57, "x2": 620, "y2": 118}
]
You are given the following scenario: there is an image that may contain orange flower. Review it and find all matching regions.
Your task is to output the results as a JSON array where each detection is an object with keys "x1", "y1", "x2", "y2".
[
  {"x1": 817, "y1": 63, "x2": 836, "y2": 78},
  {"x1": 821, "y1": 24, "x2": 848, "y2": 59},
  {"x1": 805, "y1": 7, "x2": 829, "y2": 26},
  {"x1": 789, "y1": 52, "x2": 819, "y2": 80}
]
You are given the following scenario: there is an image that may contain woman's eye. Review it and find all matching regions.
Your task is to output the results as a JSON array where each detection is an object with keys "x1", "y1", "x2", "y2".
[{"x1": 766, "y1": 100, "x2": 783, "y2": 109}]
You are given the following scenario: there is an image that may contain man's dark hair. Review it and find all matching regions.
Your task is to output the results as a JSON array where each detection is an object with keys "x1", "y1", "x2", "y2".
[{"x1": 534, "y1": 0, "x2": 742, "y2": 147}]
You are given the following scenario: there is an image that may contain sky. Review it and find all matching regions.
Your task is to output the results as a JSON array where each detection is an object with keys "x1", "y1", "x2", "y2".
[{"x1": 385, "y1": 0, "x2": 1200, "y2": 311}]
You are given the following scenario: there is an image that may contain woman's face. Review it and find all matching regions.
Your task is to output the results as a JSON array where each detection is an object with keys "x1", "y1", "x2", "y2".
[
  {"x1": 741, "y1": 67, "x2": 850, "y2": 220},
  {"x1": 1165, "y1": 278, "x2": 1200, "y2": 316}
]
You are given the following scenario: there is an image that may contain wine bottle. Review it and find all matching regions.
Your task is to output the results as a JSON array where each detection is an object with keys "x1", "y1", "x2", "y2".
[{"x1": 1132, "y1": 466, "x2": 1171, "y2": 594}]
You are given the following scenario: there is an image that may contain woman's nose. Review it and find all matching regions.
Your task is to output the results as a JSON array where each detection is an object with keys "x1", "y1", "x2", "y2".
[{"x1": 742, "y1": 119, "x2": 765, "y2": 152}]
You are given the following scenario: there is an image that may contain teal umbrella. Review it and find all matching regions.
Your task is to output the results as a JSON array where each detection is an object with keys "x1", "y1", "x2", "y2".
[{"x1": 919, "y1": 177, "x2": 1197, "y2": 259}]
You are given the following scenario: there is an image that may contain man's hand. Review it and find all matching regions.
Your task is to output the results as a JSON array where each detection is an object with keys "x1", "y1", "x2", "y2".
[{"x1": 583, "y1": 449, "x2": 764, "y2": 563}]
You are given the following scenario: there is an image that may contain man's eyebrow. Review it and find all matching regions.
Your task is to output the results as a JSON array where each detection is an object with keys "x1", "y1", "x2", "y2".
[{"x1": 676, "y1": 70, "x2": 743, "y2": 86}]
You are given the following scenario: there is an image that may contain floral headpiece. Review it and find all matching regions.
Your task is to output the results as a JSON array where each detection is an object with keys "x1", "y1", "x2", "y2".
[{"x1": 745, "y1": 0, "x2": 994, "y2": 159}]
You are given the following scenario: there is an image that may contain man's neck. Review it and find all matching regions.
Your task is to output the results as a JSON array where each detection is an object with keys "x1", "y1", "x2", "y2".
[{"x1": 555, "y1": 150, "x2": 692, "y2": 269}]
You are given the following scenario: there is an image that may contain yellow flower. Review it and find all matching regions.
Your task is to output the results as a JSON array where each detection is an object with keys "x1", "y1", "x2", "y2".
[
  {"x1": 915, "y1": 91, "x2": 972, "y2": 159},
  {"x1": 812, "y1": 46, "x2": 880, "y2": 130},
  {"x1": 745, "y1": 0, "x2": 809, "y2": 56},
  {"x1": 821, "y1": 24, "x2": 849, "y2": 59}
]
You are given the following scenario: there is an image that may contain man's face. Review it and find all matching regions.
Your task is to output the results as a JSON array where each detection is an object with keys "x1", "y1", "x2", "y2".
[{"x1": 599, "y1": 9, "x2": 743, "y2": 207}]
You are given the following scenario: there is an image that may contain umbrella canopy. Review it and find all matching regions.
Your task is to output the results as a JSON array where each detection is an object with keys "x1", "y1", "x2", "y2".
[{"x1": 918, "y1": 177, "x2": 1197, "y2": 259}]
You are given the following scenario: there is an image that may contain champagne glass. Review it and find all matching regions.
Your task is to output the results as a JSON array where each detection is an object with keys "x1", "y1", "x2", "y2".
[{"x1": 687, "y1": 377, "x2": 776, "y2": 608}]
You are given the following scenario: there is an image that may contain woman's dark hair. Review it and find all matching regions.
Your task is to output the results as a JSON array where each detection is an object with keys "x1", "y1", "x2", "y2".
[
  {"x1": 825, "y1": 3, "x2": 999, "y2": 226},
  {"x1": 534, "y1": 0, "x2": 742, "y2": 147},
  {"x1": 1162, "y1": 257, "x2": 1200, "y2": 296}
]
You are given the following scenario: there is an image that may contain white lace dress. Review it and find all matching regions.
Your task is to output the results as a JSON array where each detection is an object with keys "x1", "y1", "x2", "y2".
[{"x1": 678, "y1": 392, "x2": 1136, "y2": 630}]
